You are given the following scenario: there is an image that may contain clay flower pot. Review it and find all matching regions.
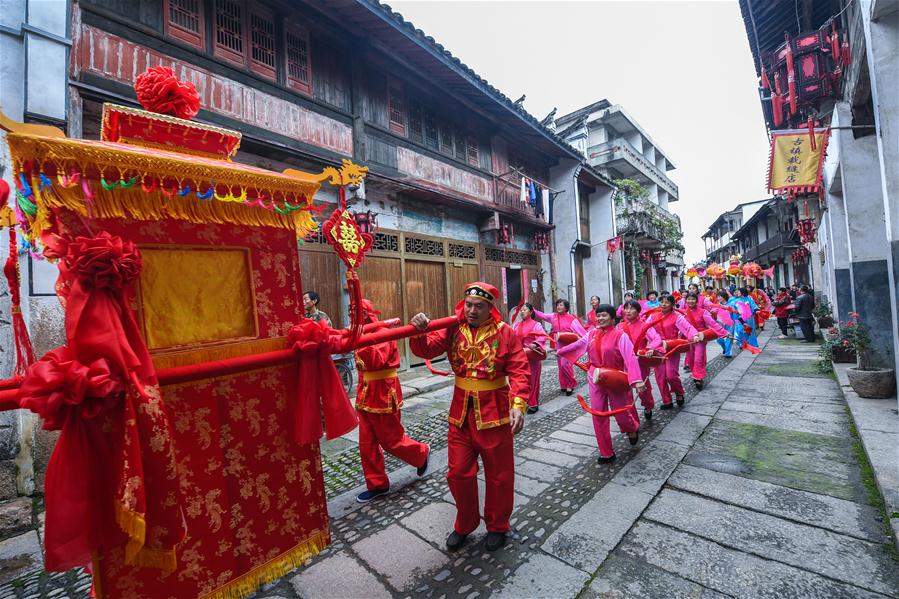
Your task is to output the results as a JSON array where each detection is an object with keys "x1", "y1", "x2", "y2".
[{"x1": 847, "y1": 367, "x2": 896, "y2": 399}]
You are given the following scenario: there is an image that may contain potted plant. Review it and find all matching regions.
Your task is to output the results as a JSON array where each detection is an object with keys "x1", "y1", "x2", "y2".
[
  {"x1": 840, "y1": 312, "x2": 897, "y2": 399},
  {"x1": 814, "y1": 298, "x2": 834, "y2": 330}
]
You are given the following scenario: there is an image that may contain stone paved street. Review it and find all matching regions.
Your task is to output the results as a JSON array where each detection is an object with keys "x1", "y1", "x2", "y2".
[{"x1": 1, "y1": 330, "x2": 897, "y2": 598}]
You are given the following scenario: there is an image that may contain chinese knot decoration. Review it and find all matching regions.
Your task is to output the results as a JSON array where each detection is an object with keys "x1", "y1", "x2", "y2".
[
  {"x1": 796, "y1": 218, "x2": 817, "y2": 244},
  {"x1": 533, "y1": 232, "x2": 550, "y2": 252},
  {"x1": 322, "y1": 209, "x2": 373, "y2": 270},
  {"x1": 760, "y1": 20, "x2": 849, "y2": 128},
  {"x1": 792, "y1": 246, "x2": 811, "y2": 265}
]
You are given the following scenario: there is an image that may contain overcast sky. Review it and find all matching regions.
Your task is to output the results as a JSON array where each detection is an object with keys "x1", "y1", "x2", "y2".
[{"x1": 389, "y1": 0, "x2": 772, "y2": 263}]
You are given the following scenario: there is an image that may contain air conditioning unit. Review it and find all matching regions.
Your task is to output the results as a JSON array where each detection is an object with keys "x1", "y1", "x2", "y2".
[{"x1": 480, "y1": 211, "x2": 501, "y2": 232}]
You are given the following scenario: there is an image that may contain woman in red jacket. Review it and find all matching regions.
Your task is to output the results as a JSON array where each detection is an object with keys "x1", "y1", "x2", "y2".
[{"x1": 772, "y1": 287, "x2": 793, "y2": 338}]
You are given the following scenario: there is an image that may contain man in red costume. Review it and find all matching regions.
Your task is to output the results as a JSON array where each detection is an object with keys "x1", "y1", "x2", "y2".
[
  {"x1": 354, "y1": 299, "x2": 430, "y2": 503},
  {"x1": 410, "y1": 282, "x2": 529, "y2": 552}
]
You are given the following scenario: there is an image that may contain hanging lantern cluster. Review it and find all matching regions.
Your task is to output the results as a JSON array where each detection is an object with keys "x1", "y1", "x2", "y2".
[
  {"x1": 760, "y1": 19, "x2": 850, "y2": 128},
  {"x1": 796, "y1": 218, "x2": 817, "y2": 244},
  {"x1": 639, "y1": 249, "x2": 652, "y2": 264},
  {"x1": 497, "y1": 222, "x2": 514, "y2": 245},
  {"x1": 533, "y1": 231, "x2": 550, "y2": 252},
  {"x1": 792, "y1": 246, "x2": 811, "y2": 265}
]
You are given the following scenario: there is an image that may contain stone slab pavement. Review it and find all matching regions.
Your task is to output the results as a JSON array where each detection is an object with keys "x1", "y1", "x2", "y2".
[{"x1": 4, "y1": 326, "x2": 898, "y2": 598}]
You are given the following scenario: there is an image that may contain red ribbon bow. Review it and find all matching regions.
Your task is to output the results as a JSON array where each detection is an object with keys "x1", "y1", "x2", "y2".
[{"x1": 287, "y1": 320, "x2": 358, "y2": 444}]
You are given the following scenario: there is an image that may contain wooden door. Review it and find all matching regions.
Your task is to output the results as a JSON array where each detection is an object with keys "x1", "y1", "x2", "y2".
[
  {"x1": 405, "y1": 260, "x2": 447, "y2": 365},
  {"x1": 299, "y1": 249, "x2": 342, "y2": 327},
  {"x1": 448, "y1": 262, "x2": 480, "y2": 313},
  {"x1": 482, "y1": 264, "x2": 507, "y2": 320},
  {"x1": 360, "y1": 256, "x2": 405, "y2": 362}
]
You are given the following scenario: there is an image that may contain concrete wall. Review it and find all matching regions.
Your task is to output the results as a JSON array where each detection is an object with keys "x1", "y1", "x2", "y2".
[{"x1": 548, "y1": 159, "x2": 580, "y2": 307}]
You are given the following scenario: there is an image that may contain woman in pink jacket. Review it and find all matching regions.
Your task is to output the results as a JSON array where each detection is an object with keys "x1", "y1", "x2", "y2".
[
  {"x1": 513, "y1": 303, "x2": 548, "y2": 414},
  {"x1": 534, "y1": 299, "x2": 587, "y2": 395},
  {"x1": 584, "y1": 295, "x2": 601, "y2": 329},
  {"x1": 645, "y1": 294, "x2": 701, "y2": 409},
  {"x1": 558, "y1": 304, "x2": 644, "y2": 462},
  {"x1": 618, "y1": 300, "x2": 666, "y2": 421},
  {"x1": 682, "y1": 293, "x2": 728, "y2": 389}
]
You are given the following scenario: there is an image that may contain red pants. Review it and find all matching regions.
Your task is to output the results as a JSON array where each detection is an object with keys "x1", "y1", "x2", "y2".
[
  {"x1": 684, "y1": 349, "x2": 694, "y2": 369},
  {"x1": 359, "y1": 410, "x2": 429, "y2": 491},
  {"x1": 527, "y1": 359, "x2": 543, "y2": 407},
  {"x1": 688, "y1": 343, "x2": 708, "y2": 381},
  {"x1": 654, "y1": 354, "x2": 686, "y2": 405},
  {"x1": 447, "y1": 407, "x2": 515, "y2": 534},
  {"x1": 637, "y1": 365, "x2": 655, "y2": 411}
]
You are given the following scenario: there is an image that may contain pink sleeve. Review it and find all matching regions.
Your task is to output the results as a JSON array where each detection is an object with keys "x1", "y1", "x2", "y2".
[
  {"x1": 533, "y1": 309, "x2": 552, "y2": 323},
  {"x1": 617, "y1": 334, "x2": 643, "y2": 385},
  {"x1": 616, "y1": 304, "x2": 624, "y2": 318},
  {"x1": 703, "y1": 311, "x2": 728, "y2": 336},
  {"x1": 570, "y1": 316, "x2": 587, "y2": 336},
  {"x1": 557, "y1": 332, "x2": 588, "y2": 360},
  {"x1": 675, "y1": 314, "x2": 699, "y2": 338},
  {"x1": 645, "y1": 326, "x2": 664, "y2": 350}
]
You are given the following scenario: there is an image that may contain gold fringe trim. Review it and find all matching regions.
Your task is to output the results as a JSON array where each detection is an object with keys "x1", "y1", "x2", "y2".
[
  {"x1": 151, "y1": 337, "x2": 287, "y2": 370},
  {"x1": 200, "y1": 528, "x2": 330, "y2": 599},
  {"x1": 36, "y1": 184, "x2": 318, "y2": 238},
  {"x1": 115, "y1": 502, "x2": 179, "y2": 573}
]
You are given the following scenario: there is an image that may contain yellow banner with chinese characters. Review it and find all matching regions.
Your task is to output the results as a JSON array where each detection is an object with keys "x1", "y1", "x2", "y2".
[{"x1": 768, "y1": 128, "x2": 830, "y2": 195}]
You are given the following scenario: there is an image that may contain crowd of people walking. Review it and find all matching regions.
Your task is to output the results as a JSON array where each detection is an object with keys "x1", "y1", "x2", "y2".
[{"x1": 327, "y1": 279, "x2": 813, "y2": 554}]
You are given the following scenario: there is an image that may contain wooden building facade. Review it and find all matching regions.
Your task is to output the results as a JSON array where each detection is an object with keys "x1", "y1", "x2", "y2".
[{"x1": 68, "y1": 0, "x2": 577, "y2": 366}]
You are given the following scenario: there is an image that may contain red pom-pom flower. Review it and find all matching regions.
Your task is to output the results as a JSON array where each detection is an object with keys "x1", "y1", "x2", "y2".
[{"x1": 134, "y1": 66, "x2": 201, "y2": 120}]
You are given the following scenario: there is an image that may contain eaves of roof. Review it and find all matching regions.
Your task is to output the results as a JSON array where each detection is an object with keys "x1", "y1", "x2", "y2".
[
  {"x1": 731, "y1": 199, "x2": 776, "y2": 240},
  {"x1": 352, "y1": 0, "x2": 585, "y2": 161}
]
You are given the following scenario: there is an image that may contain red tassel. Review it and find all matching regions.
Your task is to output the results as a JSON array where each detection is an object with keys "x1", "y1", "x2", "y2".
[
  {"x1": 3, "y1": 229, "x2": 36, "y2": 377},
  {"x1": 841, "y1": 33, "x2": 851, "y2": 65},
  {"x1": 761, "y1": 65, "x2": 770, "y2": 90},
  {"x1": 785, "y1": 36, "x2": 798, "y2": 115},
  {"x1": 772, "y1": 73, "x2": 784, "y2": 126},
  {"x1": 808, "y1": 117, "x2": 817, "y2": 151}
]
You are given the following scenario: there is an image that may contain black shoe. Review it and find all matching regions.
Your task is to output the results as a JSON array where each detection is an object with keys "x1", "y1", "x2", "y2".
[
  {"x1": 485, "y1": 532, "x2": 506, "y2": 551},
  {"x1": 564, "y1": 389, "x2": 573, "y2": 396},
  {"x1": 724, "y1": 354, "x2": 733, "y2": 359},
  {"x1": 417, "y1": 446, "x2": 430, "y2": 477},
  {"x1": 356, "y1": 487, "x2": 389, "y2": 503},
  {"x1": 628, "y1": 430, "x2": 639, "y2": 446},
  {"x1": 660, "y1": 403, "x2": 674, "y2": 411},
  {"x1": 597, "y1": 454, "x2": 616, "y2": 463},
  {"x1": 676, "y1": 395, "x2": 685, "y2": 406},
  {"x1": 644, "y1": 410, "x2": 653, "y2": 421},
  {"x1": 694, "y1": 379, "x2": 703, "y2": 390},
  {"x1": 446, "y1": 531, "x2": 468, "y2": 551},
  {"x1": 683, "y1": 365, "x2": 691, "y2": 371},
  {"x1": 526, "y1": 406, "x2": 539, "y2": 415}
]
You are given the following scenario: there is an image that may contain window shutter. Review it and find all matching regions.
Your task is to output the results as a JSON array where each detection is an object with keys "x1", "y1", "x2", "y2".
[
  {"x1": 387, "y1": 79, "x2": 406, "y2": 135},
  {"x1": 166, "y1": 0, "x2": 205, "y2": 49},
  {"x1": 424, "y1": 107, "x2": 438, "y2": 149},
  {"x1": 249, "y1": 4, "x2": 276, "y2": 80},
  {"x1": 453, "y1": 125, "x2": 466, "y2": 160},
  {"x1": 467, "y1": 132, "x2": 480, "y2": 166},
  {"x1": 214, "y1": 0, "x2": 245, "y2": 65},
  {"x1": 285, "y1": 22, "x2": 312, "y2": 95},
  {"x1": 439, "y1": 122, "x2": 453, "y2": 155}
]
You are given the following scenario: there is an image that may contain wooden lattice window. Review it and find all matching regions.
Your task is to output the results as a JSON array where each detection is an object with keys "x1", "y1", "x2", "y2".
[
  {"x1": 387, "y1": 79, "x2": 406, "y2": 135},
  {"x1": 214, "y1": 0, "x2": 244, "y2": 65},
  {"x1": 373, "y1": 232, "x2": 399, "y2": 253},
  {"x1": 467, "y1": 132, "x2": 479, "y2": 167},
  {"x1": 424, "y1": 107, "x2": 438, "y2": 149},
  {"x1": 166, "y1": 0, "x2": 205, "y2": 49},
  {"x1": 405, "y1": 236, "x2": 445, "y2": 257},
  {"x1": 453, "y1": 125, "x2": 466, "y2": 160},
  {"x1": 448, "y1": 243, "x2": 476, "y2": 260},
  {"x1": 439, "y1": 122, "x2": 453, "y2": 155},
  {"x1": 285, "y1": 21, "x2": 312, "y2": 95},
  {"x1": 408, "y1": 99, "x2": 423, "y2": 143},
  {"x1": 249, "y1": 4, "x2": 276, "y2": 80}
]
